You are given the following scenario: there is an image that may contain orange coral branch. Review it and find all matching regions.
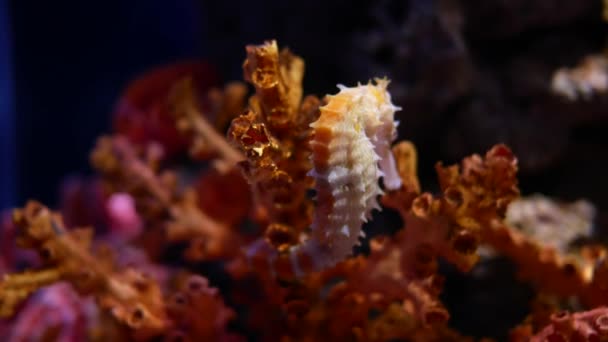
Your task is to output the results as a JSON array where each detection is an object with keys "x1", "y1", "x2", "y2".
[
  {"x1": 170, "y1": 78, "x2": 246, "y2": 168},
  {"x1": 0, "y1": 269, "x2": 61, "y2": 317},
  {"x1": 91, "y1": 135, "x2": 237, "y2": 259},
  {"x1": 482, "y1": 220, "x2": 608, "y2": 307},
  {"x1": 229, "y1": 40, "x2": 319, "y2": 250},
  {"x1": 6, "y1": 201, "x2": 169, "y2": 333},
  {"x1": 243, "y1": 40, "x2": 304, "y2": 130},
  {"x1": 513, "y1": 307, "x2": 608, "y2": 342},
  {"x1": 353, "y1": 142, "x2": 522, "y2": 328},
  {"x1": 382, "y1": 143, "x2": 519, "y2": 275}
]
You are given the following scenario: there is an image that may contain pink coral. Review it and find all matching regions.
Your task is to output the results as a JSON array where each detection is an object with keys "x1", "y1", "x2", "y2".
[
  {"x1": 518, "y1": 307, "x2": 608, "y2": 342},
  {"x1": 105, "y1": 193, "x2": 143, "y2": 241},
  {"x1": 7, "y1": 283, "x2": 98, "y2": 342}
]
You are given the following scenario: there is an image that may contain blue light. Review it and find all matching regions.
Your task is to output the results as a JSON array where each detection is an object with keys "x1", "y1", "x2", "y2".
[{"x1": 0, "y1": 0, "x2": 15, "y2": 209}]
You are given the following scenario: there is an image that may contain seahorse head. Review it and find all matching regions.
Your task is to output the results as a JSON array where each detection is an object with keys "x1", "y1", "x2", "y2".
[{"x1": 332, "y1": 78, "x2": 402, "y2": 191}]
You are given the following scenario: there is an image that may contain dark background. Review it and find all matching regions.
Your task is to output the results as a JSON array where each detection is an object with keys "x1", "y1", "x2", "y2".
[
  {"x1": 3, "y1": 0, "x2": 208, "y2": 208},
  {"x1": 2, "y1": 1, "x2": 608, "y2": 339}
]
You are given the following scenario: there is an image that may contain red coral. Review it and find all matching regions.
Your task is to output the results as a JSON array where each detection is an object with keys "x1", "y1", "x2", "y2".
[
  {"x1": 6, "y1": 283, "x2": 99, "y2": 342},
  {"x1": 166, "y1": 275, "x2": 242, "y2": 342},
  {"x1": 194, "y1": 167, "x2": 252, "y2": 227},
  {"x1": 516, "y1": 307, "x2": 608, "y2": 342},
  {"x1": 114, "y1": 61, "x2": 220, "y2": 158}
]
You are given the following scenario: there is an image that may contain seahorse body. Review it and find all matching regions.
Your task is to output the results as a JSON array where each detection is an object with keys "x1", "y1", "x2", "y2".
[{"x1": 287, "y1": 79, "x2": 402, "y2": 275}]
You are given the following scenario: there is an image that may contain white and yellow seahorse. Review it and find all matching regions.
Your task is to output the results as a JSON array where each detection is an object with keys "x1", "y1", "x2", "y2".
[
  {"x1": 244, "y1": 78, "x2": 401, "y2": 277},
  {"x1": 283, "y1": 78, "x2": 402, "y2": 275}
]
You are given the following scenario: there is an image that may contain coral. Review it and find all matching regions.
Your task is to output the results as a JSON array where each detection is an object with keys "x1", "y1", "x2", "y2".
[
  {"x1": 113, "y1": 61, "x2": 220, "y2": 158},
  {"x1": 228, "y1": 40, "x2": 320, "y2": 246},
  {"x1": 90, "y1": 135, "x2": 240, "y2": 260},
  {"x1": 383, "y1": 142, "x2": 519, "y2": 274},
  {"x1": 227, "y1": 96, "x2": 519, "y2": 340},
  {"x1": 366, "y1": 142, "x2": 520, "y2": 330},
  {"x1": 513, "y1": 307, "x2": 608, "y2": 341},
  {"x1": 105, "y1": 192, "x2": 144, "y2": 241},
  {"x1": 481, "y1": 217, "x2": 608, "y2": 307},
  {"x1": 4, "y1": 283, "x2": 103, "y2": 342},
  {"x1": 165, "y1": 275, "x2": 241, "y2": 342},
  {"x1": 1, "y1": 212, "x2": 37, "y2": 277},
  {"x1": 4, "y1": 38, "x2": 608, "y2": 341},
  {"x1": 551, "y1": 54, "x2": 608, "y2": 101},
  {"x1": 478, "y1": 191, "x2": 608, "y2": 309},
  {"x1": 1, "y1": 202, "x2": 237, "y2": 340},
  {"x1": 505, "y1": 195, "x2": 596, "y2": 254},
  {"x1": 3, "y1": 201, "x2": 168, "y2": 335},
  {"x1": 170, "y1": 76, "x2": 247, "y2": 167}
]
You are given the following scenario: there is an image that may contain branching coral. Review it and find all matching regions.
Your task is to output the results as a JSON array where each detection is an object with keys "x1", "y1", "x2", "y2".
[
  {"x1": 550, "y1": 3, "x2": 608, "y2": 102},
  {"x1": 228, "y1": 40, "x2": 320, "y2": 249},
  {"x1": 551, "y1": 54, "x2": 608, "y2": 101},
  {"x1": 382, "y1": 142, "x2": 519, "y2": 274},
  {"x1": 481, "y1": 216, "x2": 608, "y2": 307},
  {"x1": 91, "y1": 135, "x2": 240, "y2": 260},
  {"x1": 368, "y1": 142, "x2": 520, "y2": 327},
  {"x1": 1, "y1": 202, "x2": 238, "y2": 340},
  {"x1": 170, "y1": 77, "x2": 247, "y2": 168},
  {"x1": 2, "y1": 201, "x2": 168, "y2": 334},
  {"x1": 513, "y1": 307, "x2": 608, "y2": 341},
  {"x1": 4, "y1": 38, "x2": 608, "y2": 341},
  {"x1": 113, "y1": 61, "x2": 220, "y2": 158},
  {"x1": 230, "y1": 41, "x2": 404, "y2": 278},
  {"x1": 226, "y1": 138, "x2": 519, "y2": 340}
]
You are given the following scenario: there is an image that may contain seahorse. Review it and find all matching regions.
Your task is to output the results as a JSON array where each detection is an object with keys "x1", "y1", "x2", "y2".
[{"x1": 246, "y1": 79, "x2": 402, "y2": 277}]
